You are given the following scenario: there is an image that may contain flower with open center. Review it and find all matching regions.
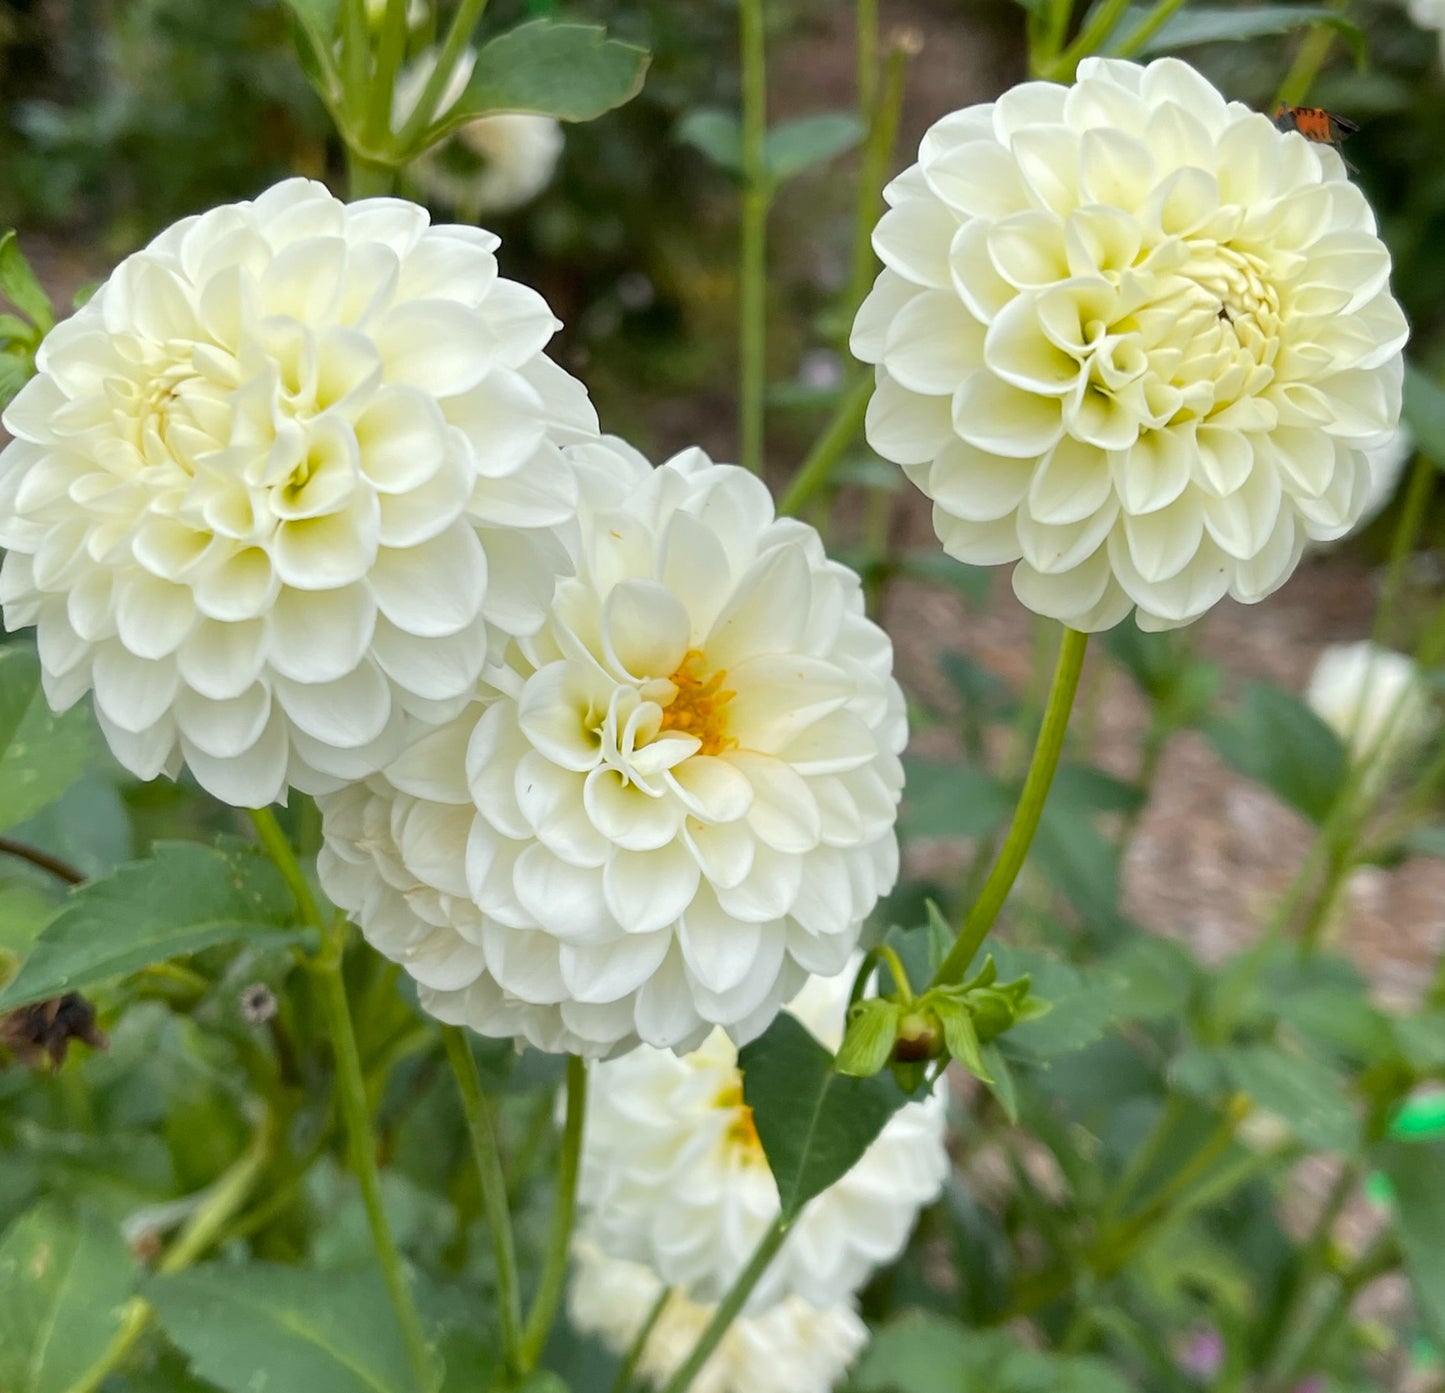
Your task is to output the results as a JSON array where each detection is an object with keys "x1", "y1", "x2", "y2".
[
  {"x1": 852, "y1": 57, "x2": 1407, "y2": 631},
  {"x1": 317, "y1": 441, "x2": 907, "y2": 1057},
  {"x1": 575, "y1": 961, "x2": 950, "y2": 1309},
  {"x1": 0, "y1": 177, "x2": 597, "y2": 806},
  {"x1": 569, "y1": 1240, "x2": 868, "y2": 1393}
]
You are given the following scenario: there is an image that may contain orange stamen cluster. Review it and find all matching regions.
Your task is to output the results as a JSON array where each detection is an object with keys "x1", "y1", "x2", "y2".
[
  {"x1": 714, "y1": 1082, "x2": 764, "y2": 1159},
  {"x1": 659, "y1": 649, "x2": 737, "y2": 757}
]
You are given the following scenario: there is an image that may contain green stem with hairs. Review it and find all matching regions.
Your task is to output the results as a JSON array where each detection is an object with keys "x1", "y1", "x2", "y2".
[
  {"x1": 518, "y1": 1055, "x2": 588, "y2": 1371},
  {"x1": 934, "y1": 627, "x2": 1090, "y2": 988},
  {"x1": 442, "y1": 1026, "x2": 524, "y2": 1374},
  {"x1": 737, "y1": 0, "x2": 769, "y2": 475},
  {"x1": 658, "y1": 1218, "x2": 791, "y2": 1393}
]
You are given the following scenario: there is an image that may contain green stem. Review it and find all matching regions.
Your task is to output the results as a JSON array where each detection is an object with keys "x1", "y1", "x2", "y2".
[
  {"x1": 0, "y1": 835, "x2": 85, "y2": 884},
  {"x1": 314, "y1": 921, "x2": 436, "y2": 1391},
  {"x1": 876, "y1": 942, "x2": 915, "y2": 1004},
  {"x1": 247, "y1": 808, "x2": 323, "y2": 930},
  {"x1": 608, "y1": 1285, "x2": 672, "y2": 1393},
  {"x1": 658, "y1": 1218, "x2": 791, "y2": 1393},
  {"x1": 346, "y1": 147, "x2": 398, "y2": 199},
  {"x1": 737, "y1": 0, "x2": 768, "y2": 475},
  {"x1": 1372, "y1": 449, "x2": 1434, "y2": 648},
  {"x1": 854, "y1": 0, "x2": 877, "y2": 119},
  {"x1": 934, "y1": 627, "x2": 1089, "y2": 987},
  {"x1": 846, "y1": 31, "x2": 915, "y2": 319},
  {"x1": 365, "y1": 0, "x2": 413, "y2": 146},
  {"x1": 441, "y1": 1026, "x2": 524, "y2": 1373},
  {"x1": 1100, "y1": 1094, "x2": 1184, "y2": 1228},
  {"x1": 1111, "y1": 0, "x2": 1190, "y2": 60},
  {"x1": 339, "y1": 0, "x2": 372, "y2": 125},
  {"x1": 1048, "y1": 0, "x2": 1132, "y2": 77},
  {"x1": 777, "y1": 374, "x2": 873, "y2": 516},
  {"x1": 518, "y1": 1054, "x2": 588, "y2": 1371},
  {"x1": 396, "y1": 0, "x2": 490, "y2": 149},
  {"x1": 1273, "y1": 17, "x2": 1339, "y2": 109}
]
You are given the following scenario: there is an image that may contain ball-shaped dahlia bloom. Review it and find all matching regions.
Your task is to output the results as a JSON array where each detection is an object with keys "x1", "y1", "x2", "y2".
[
  {"x1": 0, "y1": 177, "x2": 597, "y2": 807},
  {"x1": 317, "y1": 441, "x2": 907, "y2": 1058},
  {"x1": 1306, "y1": 640, "x2": 1433, "y2": 770},
  {"x1": 569, "y1": 1241, "x2": 867, "y2": 1393},
  {"x1": 576, "y1": 961, "x2": 950, "y2": 1310},
  {"x1": 851, "y1": 56, "x2": 1408, "y2": 631}
]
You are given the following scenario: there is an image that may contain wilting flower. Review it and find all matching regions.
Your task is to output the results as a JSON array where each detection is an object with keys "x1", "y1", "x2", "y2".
[
  {"x1": 1306, "y1": 640, "x2": 1433, "y2": 769},
  {"x1": 576, "y1": 962, "x2": 950, "y2": 1309},
  {"x1": 569, "y1": 1242, "x2": 867, "y2": 1393},
  {"x1": 852, "y1": 56, "x2": 1407, "y2": 631},
  {"x1": 318, "y1": 442, "x2": 907, "y2": 1058},
  {"x1": 0, "y1": 178, "x2": 595, "y2": 806},
  {"x1": 394, "y1": 50, "x2": 564, "y2": 216}
]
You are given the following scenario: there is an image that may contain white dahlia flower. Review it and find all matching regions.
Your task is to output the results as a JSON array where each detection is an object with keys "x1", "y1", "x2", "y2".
[
  {"x1": 851, "y1": 56, "x2": 1408, "y2": 632},
  {"x1": 317, "y1": 442, "x2": 907, "y2": 1058},
  {"x1": 394, "y1": 49, "x2": 564, "y2": 217},
  {"x1": 576, "y1": 961, "x2": 950, "y2": 1310},
  {"x1": 0, "y1": 177, "x2": 597, "y2": 807},
  {"x1": 569, "y1": 1242, "x2": 868, "y2": 1393},
  {"x1": 1306, "y1": 640, "x2": 1433, "y2": 769}
]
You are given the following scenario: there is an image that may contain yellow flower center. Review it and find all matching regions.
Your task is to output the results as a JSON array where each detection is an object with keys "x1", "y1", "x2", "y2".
[
  {"x1": 659, "y1": 649, "x2": 737, "y2": 758},
  {"x1": 714, "y1": 1082, "x2": 764, "y2": 1161}
]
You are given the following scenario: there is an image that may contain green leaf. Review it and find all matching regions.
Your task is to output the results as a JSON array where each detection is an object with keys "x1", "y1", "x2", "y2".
[
  {"x1": 764, "y1": 112, "x2": 863, "y2": 182},
  {"x1": 0, "y1": 881, "x2": 56, "y2": 965},
  {"x1": 1118, "y1": 5, "x2": 1365, "y2": 61},
  {"x1": 739, "y1": 1012, "x2": 907, "y2": 1219},
  {"x1": 0, "y1": 231, "x2": 54, "y2": 333},
  {"x1": 676, "y1": 108, "x2": 742, "y2": 175},
  {"x1": 899, "y1": 759, "x2": 1013, "y2": 841},
  {"x1": 978, "y1": 1044, "x2": 1018, "y2": 1121},
  {"x1": 435, "y1": 21, "x2": 650, "y2": 134},
  {"x1": 1050, "y1": 763, "x2": 1145, "y2": 817},
  {"x1": 1406, "y1": 824, "x2": 1445, "y2": 859},
  {"x1": 1377, "y1": 1141, "x2": 1445, "y2": 1347},
  {"x1": 1032, "y1": 804, "x2": 1123, "y2": 926},
  {"x1": 0, "y1": 1202, "x2": 138, "y2": 1393},
  {"x1": 148, "y1": 1263, "x2": 417, "y2": 1393},
  {"x1": 1206, "y1": 682, "x2": 1348, "y2": 824},
  {"x1": 934, "y1": 996, "x2": 991, "y2": 1082},
  {"x1": 0, "y1": 840, "x2": 298, "y2": 1009},
  {"x1": 0, "y1": 646, "x2": 93, "y2": 835},
  {"x1": 1404, "y1": 360, "x2": 1445, "y2": 471},
  {"x1": 897, "y1": 549, "x2": 992, "y2": 605},
  {"x1": 836, "y1": 998, "x2": 901, "y2": 1077},
  {"x1": 990, "y1": 946, "x2": 1119, "y2": 1059},
  {"x1": 0, "y1": 352, "x2": 31, "y2": 407},
  {"x1": 278, "y1": 0, "x2": 342, "y2": 94},
  {"x1": 938, "y1": 650, "x2": 1019, "y2": 722},
  {"x1": 1103, "y1": 935, "x2": 1197, "y2": 1022}
]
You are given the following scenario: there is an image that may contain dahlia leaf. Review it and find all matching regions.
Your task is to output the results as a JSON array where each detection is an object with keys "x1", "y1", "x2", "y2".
[
  {"x1": 677, "y1": 108, "x2": 743, "y2": 176},
  {"x1": 764, "y1": 113, "x2": 864, "y2": 184},
  {"x1": 1114, "y1": 5, "x2": 1364, "y2": 63},
  {"x1": 434, "y1": 21, "x2": 650, "y2": 135},
  {"x1": 0, "y1": 1202, "x2": 138, "y2": 1393},
  {"x1": 0, "y1": 645, "x2": 93, "y2": 836},
  {"x1": 147, "y1": 1263, "x2": 417, "y2": 1393},
  {"x1": 0, "y1": 840, "x2": 298, "y2": 1010},
  {"x1": 0, "y1": 231, "x2": 53, "y2": 334},
  {"x1": 739, "y1": 1011, "x2": 907, "y2": 1219},
  {"x1": 1379, "y1": 1141, "x2": 1445, "y2": 1350}
]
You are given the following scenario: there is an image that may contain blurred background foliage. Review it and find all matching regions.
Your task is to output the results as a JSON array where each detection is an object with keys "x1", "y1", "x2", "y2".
[{"x1": 5, "y1": 2, "x2": 1445, "y2": 1392}]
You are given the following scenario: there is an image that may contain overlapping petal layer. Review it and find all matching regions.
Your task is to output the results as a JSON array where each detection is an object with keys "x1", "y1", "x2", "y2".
[
  {"x1": 318, "y1": 443, "x2": 908, "y2": 1057},
  {"x1": 0, "y1": 177, "x2": 597, "y2": 805},
  {"x1": 577, "y1": 962, "x2": 950, "y2": 1309},
  {"x1": 851, "y1": 57, "x2": 1408, "y2": 631}
]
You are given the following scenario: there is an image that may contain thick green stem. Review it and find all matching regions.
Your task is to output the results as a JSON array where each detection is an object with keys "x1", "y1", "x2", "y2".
[
  {"x1": 365, "y1": 0, "x2": 414, "y2": 145},
  {"x1": 346, "y1": 148, "x2": 398, "y2": 199},
  {"x1": 339, "y1": 0, "x2": 372, "y2": 125},
  {"x1": 608, "y1": 1285, "x2": 672, "y2": 1393},
  {"x1": 519, "y1": 1054, "x2": 588, "y2": 1370},
  {"x1": 934, "y1": 627, "x2": 1089, "y2": 987},
  {"x1": 396, "y1": 0, "x2": 490, "y2": 149},
  {"x1": 737, "y1": 0, "x2": 768, "y2": 475},
  {"x1": 247, "y1": 808, "x2": 323, "y2": 929},
  {"x1": 1273, "y1": 14, "x2": 1341, "y2": 109},
  {"x1": 315, "y1": 923, "x2": 436, "y2": 1391},
  {"x1": 777, "y1": 375, "x2": 872, "y2": 516},
  {"x1": 441, "y1": 1027, "x2": 524, "y2": 1373},
  {"x1": 854, "y1": 0, "x2": 877, "y2": 118},
  {"x1": 658, "y1": 1218, "x2": 791, "y2": 1393},
  {"x1": 846, "y1": 31, "x2": 915, "y2": 319},
  {"x1": 1048, "y1": 0, "x2": 1132, "y2": 77}
]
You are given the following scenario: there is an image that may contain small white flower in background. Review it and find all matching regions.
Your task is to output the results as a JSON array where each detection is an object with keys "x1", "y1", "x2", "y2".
[
  {"x1": 569, "y1": 1241, "x2": 868, "y2": 1393},
  {"x1": 318, "y1": 443, "x2": 908, "y2": 1059},
  {"x1": 576, "y1": 961, "x2": 950, "y2": 1309},
  {"x1": 0, "y1": 177, "x2": 596, "y2": 807},
  {"x1": 852, "y1": 56, "x2": 1407, "y2": 632},
  {"x1": 394, "y1": 49, "x2": 564, "y2": 216},
  {"x1": 1408, "y1": 0, "x2": 1445, "y2": 64},
  {"x1": 1306, "y1": 640, "x2": 1433, "y2": 768}
]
